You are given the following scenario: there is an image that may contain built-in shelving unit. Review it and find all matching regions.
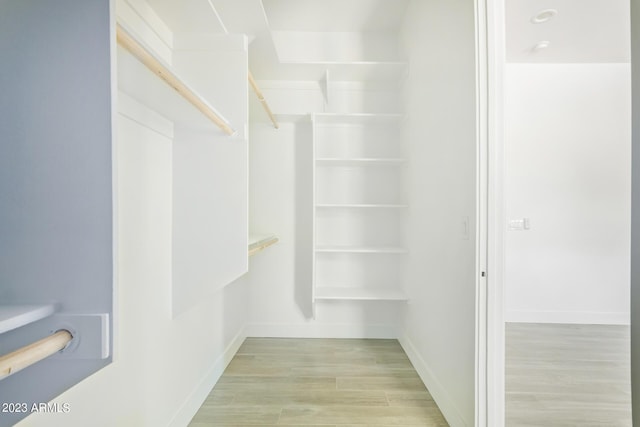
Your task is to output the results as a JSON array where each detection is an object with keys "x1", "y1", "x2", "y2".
[
  {"x1": 0, "y1": 305, "x2": 57, "y2": 335},
  {"x1": 312, "y1": 106, "x2": 408, "y2": 303}
]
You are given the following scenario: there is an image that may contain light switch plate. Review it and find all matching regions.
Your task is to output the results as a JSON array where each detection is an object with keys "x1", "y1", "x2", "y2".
[{"x1": 508, "y1": 218, "x2": 530, "y2": 231}]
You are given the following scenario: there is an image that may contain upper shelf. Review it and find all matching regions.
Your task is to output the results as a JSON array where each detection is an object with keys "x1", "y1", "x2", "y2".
[
  {"x1": 275, "y1": 113, "x2": 312, "y2": 123},
  {"x1": 249, "y1": 55, "x2": 408, "y2": 82},
  {"x1": 316, "y1": 158, "x2": 406, "y2": 166},
  {"x1": 314, "y1": 113, "x2": 404, "y2": 125},
  {"x1": 116, "y1": 24, "x2": 236, "y2": 135},
  {"x1": 316, "y1": 204, "x2": 409, "y2": 209},
  {"x1": 314, "y1": 287, "x2": 408, "y2": 301},
  {"x1": 0, "y1": 304, "x2": 57, "y2": 334},
  {"x1": 280, "y1": 61, "x2": 408, "y2": 81},
  {"x1": 316, "y1": 246, "x2": 408, "y2": 254}
]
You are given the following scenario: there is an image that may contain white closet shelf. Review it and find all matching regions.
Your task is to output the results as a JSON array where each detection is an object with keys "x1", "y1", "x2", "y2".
[
  {"x1": 314, "y1": 113, "x2": 404, "y2": 125},
  {"x1": 248, "y1": 233, "x2": 279, "y2": 257},
  {"x1": 314, "y1": 287, "x2": 408, "y2": 301},
  {"x1": 254, "y1": 61, "x2": 408, "y2": 82},
  {"x1": 116, "y1": 24, "x2": 236, "y2": 135},
  {"x1": 315, "y1": 246, "x2": 408, "y2": 254},
  {"x1": 316, "y1": 158, "x2": 406, "y2": 166},
  {"x1": 274, "y1": 113, "x2": 312, "y2": 123},
  {"x1": 316, "y1": 203, "x2": 408, "y2": 209},
  {"x1": 0, "y1": 304, "x2": 57, "y2": 334}
]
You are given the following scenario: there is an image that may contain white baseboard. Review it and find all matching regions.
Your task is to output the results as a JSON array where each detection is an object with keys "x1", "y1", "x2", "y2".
[
  {"x1": 168, "y1": 327, "x2": 246, "y2": 427},
  {"x1": 399, "y1": 334, "x2": 469, "y2": 427},
  {"x1": 245, "y1": 322, "x2": 398, "y2": 339},
  {"x1": 506, "y1": 310, "x2": 630, "y2": 325}
]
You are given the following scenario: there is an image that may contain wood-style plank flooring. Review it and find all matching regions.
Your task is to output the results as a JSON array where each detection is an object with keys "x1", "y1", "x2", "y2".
[
  {"x1": 506, "y1": 323, "x2": 632, "y2": 426},
  {"x1": 189, "y1": 338, "x2": 449, "y2": 426}
]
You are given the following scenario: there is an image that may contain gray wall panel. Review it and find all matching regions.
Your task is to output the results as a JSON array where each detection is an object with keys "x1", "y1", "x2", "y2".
[{"x1": 0, "y1": 1, "x2": 113, "y2": 425}]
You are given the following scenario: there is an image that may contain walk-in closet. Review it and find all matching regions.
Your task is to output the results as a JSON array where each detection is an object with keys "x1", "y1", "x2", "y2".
[{"x1": 1, "y1": 1, "x2": 482, "y2": 426}]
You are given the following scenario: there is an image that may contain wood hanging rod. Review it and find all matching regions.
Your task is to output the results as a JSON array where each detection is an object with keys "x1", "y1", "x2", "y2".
[
  {"x1": 0, "y1": 330, "x2": 73, "y2": 380},
  {"x1": 248, "y1": 235, "x2": 279, "y2": 256},
  {"x1": 248, "y1": 71, "x2": 279, "y2": 129},
  {"x1": 116, "y1": 24, "x2": 236, "y2": 136}
]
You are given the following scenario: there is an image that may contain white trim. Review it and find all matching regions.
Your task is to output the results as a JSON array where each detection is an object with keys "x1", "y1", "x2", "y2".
[
  {"x1": 205, "y1": 0, "x2": 229, "y2": 35},
  {"x1": 474, "y1": 0, "x2": 489, "y2": 426},
  {"x1": 245, "y1": 322, "x2": 398, "y2": 339},
  {"x1": 399, "y1": 335, "x2": 469, "y2": 427},
  {"x1": 486, "y1": 0, "x2": 506, "y2": 426},
  {"x1": 506, "y1": 310, "x2": 630, "y2": 325},
  {"x1": 110, "y1": 0, "x2": 121, "y2": 365},
  {"x1": 168, "y1": 327, "x2": 247, "y2": 427}
]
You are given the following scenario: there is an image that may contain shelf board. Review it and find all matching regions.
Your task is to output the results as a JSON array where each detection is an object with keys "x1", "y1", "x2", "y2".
[
  {"x1": 252, "y1": 61, "x2": 408, "y2": 82},
  {"x1": 0, "y1": 304, "x2": 57, "y2": 334},
  {"x1": 316, "y1": 204, "x2": 408, "y2": 209},
  {"x1": 117, "y1": 36, "x2": 236, "y2": 135},
  {"x1": 315, "y1": 246, "x2": 408, "y2": 254},
  {"x1": 274, "y1": 113, "x2": 312, "y2": 123},
  {"x1": 314, "y1": 287, "x2": 407, "y2": 301},
  {"x1": 314, "y1": 113, "x2": 404, "y2": 125},
  {"x1": 248, "y1": 233, "x2": 279, "y2": 257},
  {"x1": 316, "y1": 158, "x2": 406, "y2": 166}
]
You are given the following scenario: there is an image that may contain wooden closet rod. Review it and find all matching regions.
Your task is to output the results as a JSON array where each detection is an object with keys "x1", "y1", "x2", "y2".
[
  {"x1": 116, "y1": 24, "x2": 236, "y2": 136},
  {"x1": 248, "y1": 71, "x2": 279, "y2": 129},
  {"x1": 0, "y1": 330, "x2": 73, "y2": 380}
]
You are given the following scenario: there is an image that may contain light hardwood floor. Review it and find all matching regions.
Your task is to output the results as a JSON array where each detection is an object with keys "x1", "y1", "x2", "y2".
[
  {"x1": 189, "y1": 338, "x2": 449, "y2": 426},
  {"x1": 506, "y1": 323, "x2": 632, "y2": 426}
]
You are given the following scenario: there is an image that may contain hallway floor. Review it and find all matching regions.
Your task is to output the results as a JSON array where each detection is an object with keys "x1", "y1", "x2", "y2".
[
  {"x1": 189, "y1": 338, "x2": 448, "y2": 426},
  {"x1": 506, "y1": 323, "x2": 632, "y2": 426}
]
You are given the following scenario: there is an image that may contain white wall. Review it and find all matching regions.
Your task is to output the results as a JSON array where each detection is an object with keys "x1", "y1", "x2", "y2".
[
  {"x1": 505, "y1": 63, "x2": 631, "y2": 325},
  {"x1": 400, "y1": 1, "x2": 478, "y2": 426}
]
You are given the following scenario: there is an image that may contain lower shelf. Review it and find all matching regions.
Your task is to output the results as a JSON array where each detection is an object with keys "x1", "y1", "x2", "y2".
[{"x1": 314, "y1": 287, "x2": 407, "y2": 301}]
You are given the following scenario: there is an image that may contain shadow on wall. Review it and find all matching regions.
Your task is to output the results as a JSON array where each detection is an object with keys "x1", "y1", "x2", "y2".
[{"x1": 294, "y1": 121, "x2": 314, "y2": 318}]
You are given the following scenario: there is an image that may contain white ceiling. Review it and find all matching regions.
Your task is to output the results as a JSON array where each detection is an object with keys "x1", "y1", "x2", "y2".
[
  {"x1": 145, "y1": 0, "x2": 227, "y2": 34},
  {"x1": 210, "y1": 0, "x2": 270, "y2": 36},
  {"x1": 506, "y1": 0, "x2": 630, "y2": 63},
  {"x1": 261, "y1": 0, "x2": 409, "y2": 31}
]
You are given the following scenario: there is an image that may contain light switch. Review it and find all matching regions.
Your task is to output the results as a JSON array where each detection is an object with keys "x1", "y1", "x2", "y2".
[{"x1": 508, "y1": 218, "x2": 530, "y2": 231}]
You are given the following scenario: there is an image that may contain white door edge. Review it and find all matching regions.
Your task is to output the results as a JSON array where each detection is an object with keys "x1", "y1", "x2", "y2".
[{"x1": 482, "y1": 0, "x2": 507, "y2": 426}]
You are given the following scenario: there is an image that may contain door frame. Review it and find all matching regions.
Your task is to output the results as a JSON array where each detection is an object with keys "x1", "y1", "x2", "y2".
[{"x1": 476, "y1": 0, "x2": 507, "y2": 426}]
